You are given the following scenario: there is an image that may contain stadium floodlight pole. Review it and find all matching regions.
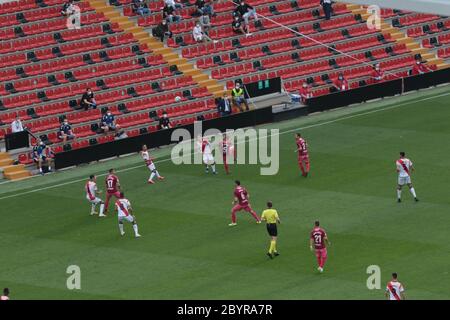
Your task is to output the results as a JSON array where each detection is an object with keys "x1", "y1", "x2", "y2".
[{"x1": 223, "y1": 0, "x2": 404, "y2": 84}]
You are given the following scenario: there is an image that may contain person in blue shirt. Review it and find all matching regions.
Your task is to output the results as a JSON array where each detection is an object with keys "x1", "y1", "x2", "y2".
[
  {"x1": 32, "y1": 140, "x2": 53, "y2": 174},
  {"x1": 58, "y1": 119, "x2": 76, "y2": 143},
  {"x1": 101, "y1": 110, "x2": 120, "y2": 133}
]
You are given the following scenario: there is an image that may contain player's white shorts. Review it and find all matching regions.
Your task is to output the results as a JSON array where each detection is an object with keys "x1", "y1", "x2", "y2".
[
  {"x1": 398, "y1": 176, "x2": 411, "y2": 186},
  {"x1": 203, "y1": 153, "x2": 214, "y2": 164},
  {"x1": 194, "y1": 34, "x2": 203, "y2": 42},
  {"x1": 118, "y1": 215, "x2": 135, "y2": 223},
  {"x1": 86, "y1": 196, "x2": 102, "y2": 204},
  {"x1": 147, "y1": 163, "x2": 156, "y2": 171}
]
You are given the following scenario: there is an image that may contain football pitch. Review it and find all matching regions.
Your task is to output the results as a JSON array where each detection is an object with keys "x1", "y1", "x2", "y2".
[{"x1": 1, "y1": 86, "x2": 449, "y2": 300}]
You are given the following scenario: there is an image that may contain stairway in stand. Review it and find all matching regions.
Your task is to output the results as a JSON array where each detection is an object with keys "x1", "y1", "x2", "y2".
[
  {"x1": 0, "y1": 152, "x2": 31, "y2": 180},
  {"x1": 85, "y1": 0, "x2": 225, "y2": 97}
]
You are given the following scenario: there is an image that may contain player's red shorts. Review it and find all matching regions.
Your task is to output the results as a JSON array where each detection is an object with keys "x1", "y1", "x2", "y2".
[
  {"x1": 298, "y1": 154, "x2": 309, "y2": 162},
  {"x1": 315, "y1": 248, "x2": 327, "y2": 260},
  {"x1": 106, "y1": 191, "x2": 121, "y2": 198},
  {"x1": 232, "y1": 203, "x2": 253, "y2": 213}
]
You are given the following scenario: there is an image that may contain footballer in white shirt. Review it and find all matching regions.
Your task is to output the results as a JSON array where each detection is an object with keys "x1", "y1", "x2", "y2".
[
  {"x1": 396, "y1": 152, "x2": 418, "y2": 203},
  {"x1": 141, "y1": 144, "x2": 164, "y2": 184},
  {"x1": 385, "y1": 273, "x2": 405, "y2": 300},
  {"x1": 195, "y1": 136, "x2": 217, "y2": 174},
  {"x1": 115, "y1": 192, "x2": 141, "y2": 238},
  {"x1": 85, "y1": 175, "x2": 105, "y2": 216}
]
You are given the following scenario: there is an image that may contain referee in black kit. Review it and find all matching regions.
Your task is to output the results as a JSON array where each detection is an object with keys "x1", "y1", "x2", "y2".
[{"x1": 261, "y1": 201, "x2": 281, "y2": 259}]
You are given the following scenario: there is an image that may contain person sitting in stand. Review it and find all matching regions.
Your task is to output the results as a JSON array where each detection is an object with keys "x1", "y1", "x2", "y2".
[
  {"x1": 333, "y1": 73, "x2": 349, "y2": 92},
  {"x1": 217, "y1": 92, "x2": 233, "y2": 117},
  {"x1": 159, "y1": 111, "x2": 172, "y2": 129},
  {"x1": 199, "y1": 12, "x2": 212, "y2": 34},
  {"x1": 80, "y1": 88, "x2": 97, "y2": 111},
  {"x1": 411, "y1": 59, "x2": 432, "y2": 75},
  {"x1": 192, "y1": 23, "x2": 217, "y2": 43},
  {"x1": 101, "y1": 110, "x2": 120, "y2": 133},
  {"x1": 202, "y1": 0, "x2": 215, "y2": 17},
  {"x1": 234, "y1": 1, "x2": 258, "y2": 27},
  {"x1": 153, "y1": 20, "x2": 172, "y2": 42},
  {"x1": 232, "y1": 15, "x2": 248, "y2": 34},
  {"x1": 231, "y1": 82, "x2": 249, "y2": 112},
  {"x1": 371, "y1": 63, "x2": 385, "y2": 82},
  {"x1": 193, "y1": 0, "x2": 206, "y2": 16},
  {"x1": 163, "y1": 3, "x2": 182, "y2": 22},
  {"x1": 165, "y1": 0, "x2": 183, "y2": 10},
  {"x1": 32, "y1": 139, "x2": 53, "y2": 175},
  {"x1": 132, "y1": 0, "x2": 150, "y2": 16},
  {"x1": 299, "y1": 82, "x2": 312, "y2": 104},
  {"x1": 11, "y1": 115, "x2": 25, "y2": 133},
  {"x1": 61, "y1": 0, "x2": 75, "y2": 16},
  {"x1": 58, "y1": 118, "x2": 76, "y2": 142}
]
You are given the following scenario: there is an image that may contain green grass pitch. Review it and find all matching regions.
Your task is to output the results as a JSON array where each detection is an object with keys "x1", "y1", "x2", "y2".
[{"x1": 1, "y1": 86, "x2": 449, "y2": 300}]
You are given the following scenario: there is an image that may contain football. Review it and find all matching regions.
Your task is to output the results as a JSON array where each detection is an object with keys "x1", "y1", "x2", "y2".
[{"x1": 174, "y1": 96, "x2": 181, "y2": 102}]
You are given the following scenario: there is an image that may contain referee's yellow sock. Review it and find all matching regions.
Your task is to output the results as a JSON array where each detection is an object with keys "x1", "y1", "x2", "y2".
[{"x1": 269, "y1": 240, "x2": 276, "y2": 254}]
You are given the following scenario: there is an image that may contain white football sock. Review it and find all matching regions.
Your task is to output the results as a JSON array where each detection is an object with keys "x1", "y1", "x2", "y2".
[
  {"x1": 397, "y1": 189, "x2": 402, "y2": 199},
  {"x1": 118, "y1": 224, "x2": 124, "y2": 234},
  {"x1": 99, "y1": 203, "x2": 105, "y2": 215},
  {"x1": 132, "y1": 224, "x2": 139, "y2": 236},
  {"x1": 91, "y1": 204, "x2": 96, "y2": 214},
  {"x1": 149, "y1": 172, "x2": 155, "y2": 181},
  {"x1": 155, "y1": 170, "x2": 160, "y2": 178},
  {"x1": 211, "y1": 164, "x2": 216, "y2": 172},
  {"x1": 410, "y1": 187, "x2": 417, "y2": 198}
]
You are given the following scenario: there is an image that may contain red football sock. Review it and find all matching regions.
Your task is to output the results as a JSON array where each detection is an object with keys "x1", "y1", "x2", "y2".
[
  {"x1": 306, "y1": 161, "x2": 310, "y2": 173},
  {"x1": 250, "y1": 210, "x2": 260, "y2": 222},
  {"x1": 231, "y1": 210, "x2": 237, "y2": 223},
  {"x1": 320, "y1": 256, "x2": 327, "y2": 268},
  {"x1": 104, "y1": 194, "x2": 111, "y2": 213},
  {"x1": 317, "y1": 256, "x2": 322, "y2": 267},
  {"x1": 299, "y1": 162, "x2": 306, "y2": 176}
]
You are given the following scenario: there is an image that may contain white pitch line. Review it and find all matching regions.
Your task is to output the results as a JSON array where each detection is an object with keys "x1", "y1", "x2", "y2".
[{"x1": 0, "y1": 90, "x2": 448, "y2": 201}]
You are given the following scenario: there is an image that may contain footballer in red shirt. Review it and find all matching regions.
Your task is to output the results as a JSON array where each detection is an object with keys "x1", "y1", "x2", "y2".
[
  {"x1": 295, "y1": 133, "x2": 310, "y2": 177},
  {"x1": 104, "y1": 168, "x2": 121, "y2": 215},
  {"x1": 310, "y1": 220, "x2": 330, "y2": 273},
  {"x1": 220, "y1": 133, "x2": 235, "y2": 175},
  {"x1": 229, "y1": 180, "x2": 261, "y2": 226}
]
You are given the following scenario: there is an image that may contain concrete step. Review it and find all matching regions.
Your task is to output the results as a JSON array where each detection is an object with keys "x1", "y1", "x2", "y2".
[
  {"x1": 3, "y1": 170, "x2": 32, "y2": 181},
  {"x1": 3, "y1": 164, "x2": 26, "y2": 173},
  {"x1": 0, "y1": 158, "x2": 13, "y2": 167},
  {"x1": 0, "y1": 152, "x2": 10, "y2": 160}
]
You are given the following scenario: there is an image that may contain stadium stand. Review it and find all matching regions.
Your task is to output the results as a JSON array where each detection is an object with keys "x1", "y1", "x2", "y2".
[
  {"x1": 0, "y1": 0, "x2": 221, "y2": 166},
  {"x1": 0, "y1": 0, "x2": 449, "y2": 179}
]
